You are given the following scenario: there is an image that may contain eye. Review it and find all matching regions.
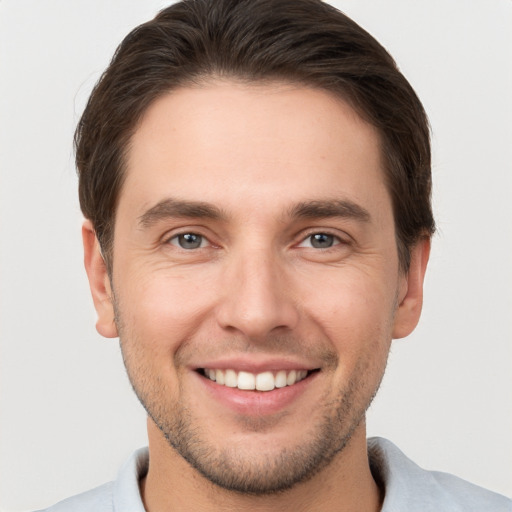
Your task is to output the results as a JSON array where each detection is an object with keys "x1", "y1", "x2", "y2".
[
  {"x1": 298, "y1": 233, "x2": 340, "y2": 249},
  {"x1": 169, "y1": 233, "x2": 208, "y2": 249}
]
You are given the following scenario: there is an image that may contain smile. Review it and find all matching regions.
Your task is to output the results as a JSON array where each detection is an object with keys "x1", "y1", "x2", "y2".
[{"x1": 200, "y1": 368, "x2": 313, "y2": 392}]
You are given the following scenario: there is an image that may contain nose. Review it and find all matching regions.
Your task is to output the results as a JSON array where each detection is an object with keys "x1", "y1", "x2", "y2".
[{"x1": 216, "y1": 248, "x2": 299, "y2": 339}]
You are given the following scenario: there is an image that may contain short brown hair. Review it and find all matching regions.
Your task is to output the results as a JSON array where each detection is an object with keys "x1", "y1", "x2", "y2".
[{"x1": 75, "y1": 0, "x2": 435, "y2": 272}]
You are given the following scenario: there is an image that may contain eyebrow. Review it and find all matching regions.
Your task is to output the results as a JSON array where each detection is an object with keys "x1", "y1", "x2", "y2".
[
  {"x1": 138, "y1": 198, "x2": 226, "y2": 228},
  {"x1": 138, "y1": 197, "x2": 371, "y2": 229},
  {"x1": 288, "y1": 199, "x2": 371, "y2": 223}
]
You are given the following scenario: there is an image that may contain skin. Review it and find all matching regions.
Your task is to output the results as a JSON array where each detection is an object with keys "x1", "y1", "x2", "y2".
[{"x1": 83, "y1": 81, "x2": 430, "y2": 512}]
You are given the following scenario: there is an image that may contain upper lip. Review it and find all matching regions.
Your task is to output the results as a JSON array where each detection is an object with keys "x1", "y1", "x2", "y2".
[{"x1": 192, "y1": 356, "x2": 320, "y2": 373}]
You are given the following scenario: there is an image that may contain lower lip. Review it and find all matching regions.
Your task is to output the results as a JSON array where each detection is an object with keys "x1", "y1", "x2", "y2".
[{"x1": 196, "y1": 371, "x2": 318, "y2": 416}]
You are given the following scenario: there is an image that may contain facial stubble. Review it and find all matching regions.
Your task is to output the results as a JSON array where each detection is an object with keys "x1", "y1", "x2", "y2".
[
  {"x1": 157, "y1": 366, "x2": 379, "y2": 495},
  {"x1": 113, "y1": 294, "x2": 389, "y2": 495}
]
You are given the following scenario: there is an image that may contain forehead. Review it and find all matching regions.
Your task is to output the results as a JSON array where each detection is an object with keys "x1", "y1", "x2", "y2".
[{"x1": 120, "y1": 80, "x2": 389, "y2": 222}]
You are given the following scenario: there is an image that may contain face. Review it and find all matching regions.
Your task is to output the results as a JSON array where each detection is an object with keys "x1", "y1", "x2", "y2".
[{"x1": 84, "y1": 81, "x2": 428, "y2": 494}]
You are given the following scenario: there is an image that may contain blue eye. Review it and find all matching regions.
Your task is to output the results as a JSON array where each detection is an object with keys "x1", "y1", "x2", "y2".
[
  {"x1": 299, "y1": 233, "x2": 339, "y2": 249},
  {"x1": 170, "y1": 233, "x2": 206, "y2": 249},
  {"x1": 310, "y1": 233, "x2": 335, "y2": 248}
]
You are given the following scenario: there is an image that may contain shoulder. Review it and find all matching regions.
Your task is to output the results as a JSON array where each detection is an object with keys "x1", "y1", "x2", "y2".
[
  {"x1": 33, "y1": 482, "x2": 114, "y2": 512},
  {"x1": 33, "y1": 447, "x2": 148, "y2": 512},
  {"x1": 368, "y1": 437, "x2": 512, "y2": 512}
]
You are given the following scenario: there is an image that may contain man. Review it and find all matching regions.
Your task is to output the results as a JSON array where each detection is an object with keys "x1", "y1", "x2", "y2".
[{"x1": 37, "y1": 0, "x2": 511, "y2": 510}]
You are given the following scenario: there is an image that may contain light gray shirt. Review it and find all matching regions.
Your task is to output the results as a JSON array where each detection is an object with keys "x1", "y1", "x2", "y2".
[{"x1": 37, "y1": 437, "x2": 512, "y2": 511}]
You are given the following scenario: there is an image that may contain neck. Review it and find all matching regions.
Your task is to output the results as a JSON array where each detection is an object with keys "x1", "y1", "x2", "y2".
[{"x1": 140, "y1": 419, "x2": 382, "y2": 512}]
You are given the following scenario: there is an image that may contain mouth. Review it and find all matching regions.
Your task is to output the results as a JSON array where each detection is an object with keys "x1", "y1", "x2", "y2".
[{"x1": 197, "y1": 368, "x2": 319, "y2": 392}]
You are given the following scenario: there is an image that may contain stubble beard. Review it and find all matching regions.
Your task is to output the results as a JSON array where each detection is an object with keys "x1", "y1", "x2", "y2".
[
  {"x1": 113, "y1": 292, "x2": 388, "y2": 496},
  {"x1": 153, "y1": 375, "x2": 377, "y2": 495},
  {"x1": 120, "y1": 342, "x2": 385, "y2": 496}
]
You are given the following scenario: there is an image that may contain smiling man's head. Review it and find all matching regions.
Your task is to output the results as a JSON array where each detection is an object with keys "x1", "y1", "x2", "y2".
[{"x1": 80, "y1": 0, "x2": 433, "y2": 502}]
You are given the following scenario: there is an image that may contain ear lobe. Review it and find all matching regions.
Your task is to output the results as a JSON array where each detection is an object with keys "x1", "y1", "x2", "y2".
[
  {"x1": 82, "y1": 220, "x2": 118, "y2": 338},
  {"x1": 392, "y1": 237, "x2": 431, "y2": 339}
]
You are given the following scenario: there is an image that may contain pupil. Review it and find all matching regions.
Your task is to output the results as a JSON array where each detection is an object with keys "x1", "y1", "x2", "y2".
[
  {"x1": 311, "y1": 233, "x2": 333, "y2": 248},
  {"x1": 179, "y1": 233, "x2": 202, "y2": 249}
]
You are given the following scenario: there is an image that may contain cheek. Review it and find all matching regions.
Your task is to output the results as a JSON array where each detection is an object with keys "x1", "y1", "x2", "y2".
[
  {"x1": 115, "y1": 268, "x2": 219, "y2": 353},
  {"x1": 300, "y1": 267, "x2": 398, "y2": 353}
]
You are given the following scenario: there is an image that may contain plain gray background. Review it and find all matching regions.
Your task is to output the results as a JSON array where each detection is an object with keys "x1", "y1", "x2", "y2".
[{"x1": 1, "y1": 1, "x2": 511, "y2": 510}]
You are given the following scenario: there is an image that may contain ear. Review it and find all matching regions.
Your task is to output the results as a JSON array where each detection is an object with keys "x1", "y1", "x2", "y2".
[
  {"x1": 392, "y1": 237, "x2": 431, "y2": 339},
  {"x1": 82, "y1": 220, "x2": 118, "y2": 338}
]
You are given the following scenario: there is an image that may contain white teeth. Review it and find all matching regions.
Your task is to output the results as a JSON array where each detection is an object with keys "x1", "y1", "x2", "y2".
[
  {"x1": 256, "y1": 371, "x2": 275, "y2": 391},
  {"x1": 215, "y1": 369, "x2": 225, "y2": 385},
  {"x1": 224, "y1": 369, "x2": 237, "y2": 388},
  {"x1": 203, "y1": 368, "x2": 310, "y2": 392},
  {"x1": 286, "y1": 370, "x2": 297, "y2": 386},
  {"x1": 237, "y1": 371, "x2": 255, "y2": 390},
  {"x1": 275, "y1": 370, "x2": 287, "y2": 388}
]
